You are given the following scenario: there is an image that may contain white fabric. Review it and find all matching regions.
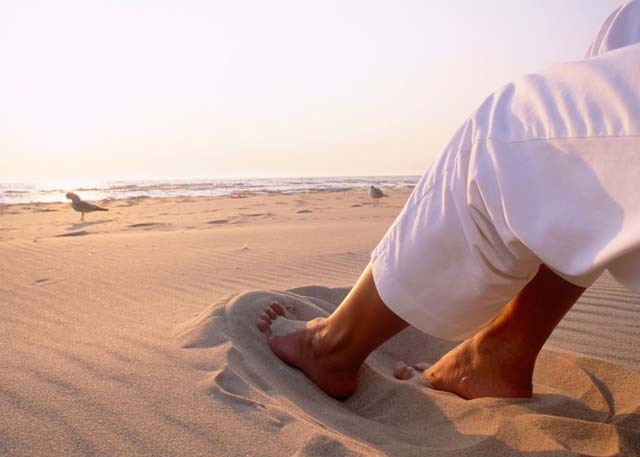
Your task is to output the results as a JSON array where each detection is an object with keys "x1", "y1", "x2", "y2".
[
  {"x1": 371, "y1": 3, "x2": 640, "y2": 341},
  {"x1": 585, "y1": 0, "x2": 640, "y2": 58}
]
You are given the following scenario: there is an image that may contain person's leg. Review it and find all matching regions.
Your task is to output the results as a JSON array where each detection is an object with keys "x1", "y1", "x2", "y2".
[
  {"x1": 259, "y1": 263, "x2": 584, "y2": 400},
  {"x1": 257, "y1": 263, "x2": 408, "y2": 399},
  {"x1": 395, "y1": 264, "x2": 586, "y2": 399}
]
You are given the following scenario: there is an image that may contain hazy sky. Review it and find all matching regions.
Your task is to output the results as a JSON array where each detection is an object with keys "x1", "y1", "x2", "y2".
[{"x1": 1, "y1": 0, "x2": 622, "y2": 182}]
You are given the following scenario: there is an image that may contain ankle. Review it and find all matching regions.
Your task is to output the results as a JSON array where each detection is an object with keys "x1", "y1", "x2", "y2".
[
  {"x1": 479, "y1": 301, "x2": 549, "y2": 357},
  {"x1": 310, "y1": 317, "x2": 367, "y2": 369},
  {"x1": 473, "y1": 326, "x2": 538, "y2": 370}
]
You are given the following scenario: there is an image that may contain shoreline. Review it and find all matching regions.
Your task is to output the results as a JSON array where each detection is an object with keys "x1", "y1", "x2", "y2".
[
  {"x1": 0, "y1": 187, "x2": 418, "y2": 208},
  {"x1": 0, "y1": 189, "x2": 410, "y2": 242},
  {"x1": 0, "y1": 175, "x2": 421, "y2": 206}
]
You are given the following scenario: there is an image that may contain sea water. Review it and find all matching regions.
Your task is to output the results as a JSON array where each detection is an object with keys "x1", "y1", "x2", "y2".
[{"x1": 0, "y1": 176, "x2": 419, "y2": 205}]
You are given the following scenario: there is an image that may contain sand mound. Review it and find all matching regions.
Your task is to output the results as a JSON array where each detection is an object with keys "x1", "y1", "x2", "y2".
[{"x1": 179, "y1": 287, "x2": 640, "y2": 456}]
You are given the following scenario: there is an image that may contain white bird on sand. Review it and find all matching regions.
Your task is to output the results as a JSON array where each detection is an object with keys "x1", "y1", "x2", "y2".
[
  {"x1": 65, "y1": 192, "x2": 108, "y2": 222},
  {"x1": 369, "y1": 185, "x2": 388, "y2": 207}
]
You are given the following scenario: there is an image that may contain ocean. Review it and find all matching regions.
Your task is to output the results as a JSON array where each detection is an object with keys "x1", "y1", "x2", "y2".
[{"x1": 0, "y1": 176, "x2": 420, "y2": 205}]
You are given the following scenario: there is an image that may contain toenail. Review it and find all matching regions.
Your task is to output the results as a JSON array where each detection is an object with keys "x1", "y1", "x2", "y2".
[{"x1": 271, "y1": 303, "x2": 285, "y2": 315}]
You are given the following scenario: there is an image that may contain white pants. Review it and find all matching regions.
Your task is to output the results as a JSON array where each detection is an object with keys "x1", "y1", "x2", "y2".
[{"x1": 371, "y1": 3, "x2": 640, "y2": 341}]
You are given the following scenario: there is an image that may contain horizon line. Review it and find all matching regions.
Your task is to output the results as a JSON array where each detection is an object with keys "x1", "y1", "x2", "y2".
[{"x1": 0, "y1": 173, "x2": 423, "y2": 185}]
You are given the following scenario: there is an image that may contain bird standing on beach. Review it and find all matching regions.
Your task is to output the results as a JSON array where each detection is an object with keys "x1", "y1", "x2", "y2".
[
  {"x1": 65, "y1": 192, "x2": 108, "y2": 222},
  {"x1": 369, "y1": 185, "x2": 388, "y2": 206}
]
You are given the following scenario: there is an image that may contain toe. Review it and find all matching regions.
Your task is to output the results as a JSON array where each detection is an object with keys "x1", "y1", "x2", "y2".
[
  {"x1": 270, "y1": 302, "x2": 286, "y2": 316},
  {"x1": 393, "y1": 361, "x2": 418, "y2": 380},
  {"x1": 257, "y1": 318, "x2": 272, "y2": 336}
]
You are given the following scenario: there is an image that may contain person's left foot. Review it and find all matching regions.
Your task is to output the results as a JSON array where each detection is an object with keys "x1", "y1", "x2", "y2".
[{"x1": 257, "y1": 301, "x2": 360, "y2": 399}]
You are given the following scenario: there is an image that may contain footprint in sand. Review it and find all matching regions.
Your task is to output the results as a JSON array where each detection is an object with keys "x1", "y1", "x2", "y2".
[
  {"x1": 55, "y1": 230, "x2": 89, "y2": 237},
  {"x1": 127, "y1": 222, "x2": 167, "y2": 229},
  {"x1": 32, "y1": 277, "x2": 61, "y2": 286}
]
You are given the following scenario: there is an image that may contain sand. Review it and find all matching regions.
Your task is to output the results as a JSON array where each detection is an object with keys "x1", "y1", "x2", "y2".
[{"x1": 1, "y1": 189, "x2": 639, "y2": 456}]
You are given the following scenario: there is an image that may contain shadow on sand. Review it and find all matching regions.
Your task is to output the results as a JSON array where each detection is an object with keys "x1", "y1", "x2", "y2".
[{"x1": 65, "y1": 219, "x2": 114, "y2": 231}]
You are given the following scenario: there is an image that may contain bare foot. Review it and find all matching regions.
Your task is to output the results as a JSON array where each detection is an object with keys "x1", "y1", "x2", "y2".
[
  {"x1": 257, "y1": 301, "x2": 360, "y2": 399},
  {"x1": 394, "y1": 334, "x2": 534, "y2": 399}
]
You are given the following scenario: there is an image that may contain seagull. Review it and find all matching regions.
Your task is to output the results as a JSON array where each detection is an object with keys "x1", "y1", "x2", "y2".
[
  {"x1": 65, "y1": 192, "x2": 108, "y2": 222},
  {"x1": 369, "y1": 185, "x2": 388, "y2": 207}
]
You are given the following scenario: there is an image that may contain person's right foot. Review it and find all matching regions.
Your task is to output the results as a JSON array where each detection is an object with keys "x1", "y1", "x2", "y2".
[
  {"x1": 394, "y1": 332, "x2": 535, "y2": 399},
  {"x1": 257, "y1": 301, "x2": 360, "y2": 399}
]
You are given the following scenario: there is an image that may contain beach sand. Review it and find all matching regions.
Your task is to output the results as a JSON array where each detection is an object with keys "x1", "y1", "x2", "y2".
[{"x1": 1, "y1": 189, "x2": 638, "y2": 456}]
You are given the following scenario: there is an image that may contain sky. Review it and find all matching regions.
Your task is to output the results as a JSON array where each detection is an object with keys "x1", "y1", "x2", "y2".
[{"x1": 0, "y1": 0, "x2": 622, "y2": 183}]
